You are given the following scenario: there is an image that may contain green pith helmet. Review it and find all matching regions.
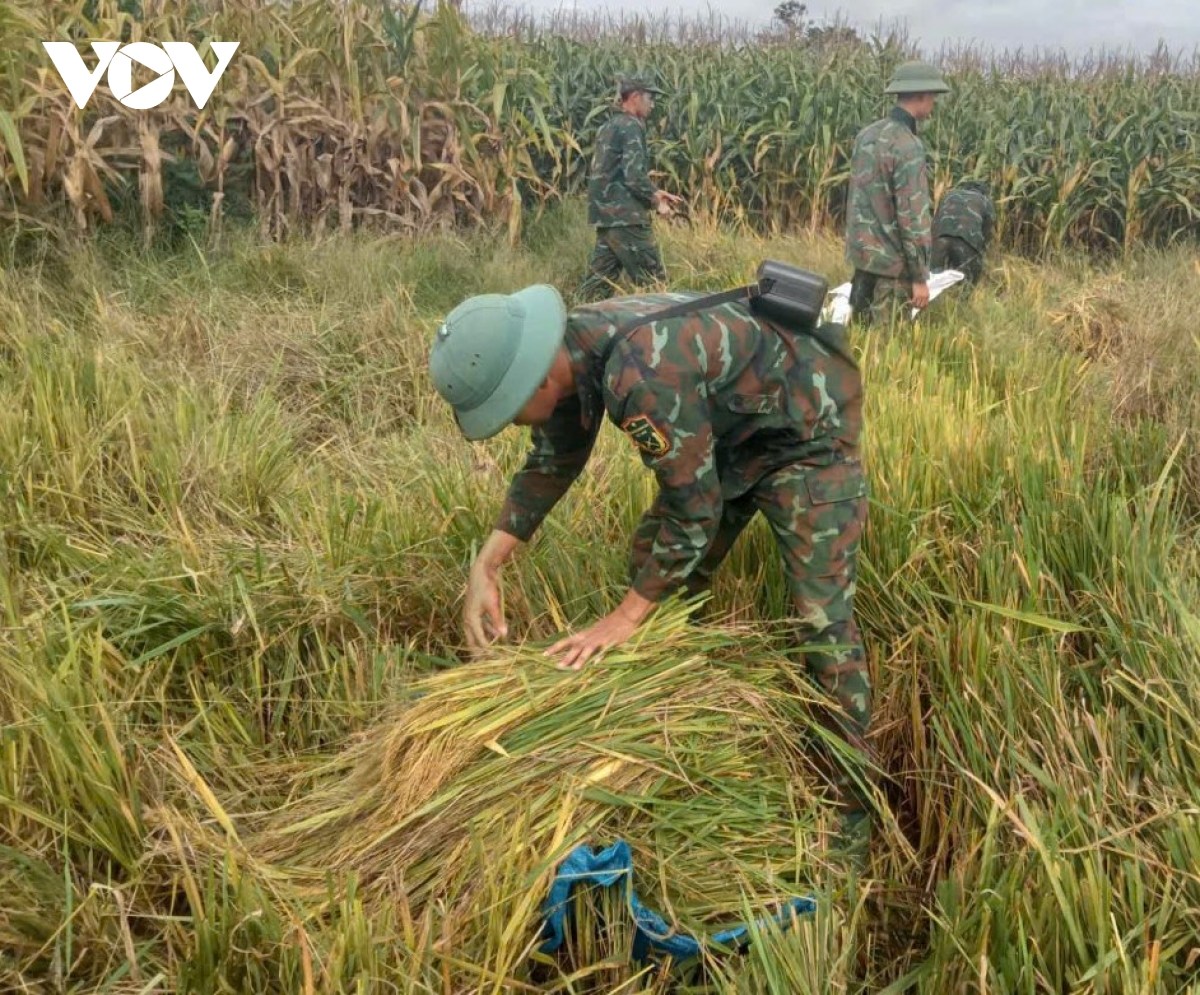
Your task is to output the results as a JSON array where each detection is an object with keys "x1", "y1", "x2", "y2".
[
  {"x1": 884, "y1": 60, "x2": 950, "y2": 95},
  {"x1": 618, "y1": 75, "x2": 665, "y2": 98},
  {"x1": 428, "y1": 285, "x2": 567, "y2": 441}
]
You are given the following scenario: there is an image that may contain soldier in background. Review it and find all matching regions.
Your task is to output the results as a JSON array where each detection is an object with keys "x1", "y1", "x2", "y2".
[
  {"x1": 932, "y1": 179, "x2": 996, "y2": 286},
  {"x1": 844, "y1": 61, "x2": 951, "y2": 326},
  {"x1": 577, "y1": 76, "x2": 684, "y2": 301},
  {"x1": 428, "y1": 280, "x2": 875, "y2": 856}
]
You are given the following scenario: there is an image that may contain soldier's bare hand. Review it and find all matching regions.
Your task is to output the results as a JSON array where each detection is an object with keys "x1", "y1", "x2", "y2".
[
  {"x1": 910, "y1": 282, "x2": 930, "y2": 309},
  {"x1": 463, "y1": 566, "x2": 507, "y2": 656},
  {"x1": 546, "y1": 609, "x2": 640, "y2": 671}
]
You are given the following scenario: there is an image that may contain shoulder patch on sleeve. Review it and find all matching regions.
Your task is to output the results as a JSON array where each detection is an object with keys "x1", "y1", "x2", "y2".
[{"x1": 621, "y1": 414, "x2": 670, "y2": 456}]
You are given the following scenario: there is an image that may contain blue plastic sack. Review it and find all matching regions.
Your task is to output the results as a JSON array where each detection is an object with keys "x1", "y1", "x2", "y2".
[{"x1": 540, "y1": 840, "x2": 818, "y2": 962}]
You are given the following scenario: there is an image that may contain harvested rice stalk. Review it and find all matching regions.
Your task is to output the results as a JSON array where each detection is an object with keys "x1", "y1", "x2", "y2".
[{"x1": 167, "y1": 607, "x2": 843, "y2": 974}]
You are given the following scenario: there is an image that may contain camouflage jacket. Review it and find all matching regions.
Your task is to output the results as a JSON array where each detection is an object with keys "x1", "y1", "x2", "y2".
[
  {"x1": 933, "y1": 187, "x2": 996, "y2": 253},
  {"x1": 844, "y1": 106, "x2": 932, "y2": 283},
  {"x1": 494, "y1": 293, "x2": 865, "y2": 601},
  {"x1": 586, "y1": 111, "x2": 658, "y2": 228}
]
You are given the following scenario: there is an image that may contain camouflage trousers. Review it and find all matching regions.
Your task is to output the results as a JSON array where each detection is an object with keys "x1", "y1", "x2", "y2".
[
  {"x1": 577, "y1": 225, "x2": 667, "y2": 301},
  {"x1": 847, "y1": 269, "x2": 913, "y2": 328},
  {"x1": 628, "y1": 457, "x2": 872, "y2": 815},
  {"x1": 931, "y1": 235, "x2": 984, "y2": 285}
]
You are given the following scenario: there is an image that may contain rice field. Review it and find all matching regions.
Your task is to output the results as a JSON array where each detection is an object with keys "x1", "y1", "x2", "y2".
[{"x1": 1, "y1": 204, "x2": 1199, "y2": 991}]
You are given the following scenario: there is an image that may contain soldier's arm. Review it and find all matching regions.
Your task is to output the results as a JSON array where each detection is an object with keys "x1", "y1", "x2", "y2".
[
  {"x1": 493, "y1": 394, "x2": 600, "y2": 541},
  {"x1": 614, "y1": 371, "x2": 722, "y2": 602},
  {"x1": 619, "y1": 121, "x2": 659, "y2": 208},
  {"x1": 589, "y1": 120, "x2": 613, "y2": 178},
  {"x1": 892, "y1": 141, "x2": 932, "y2": 283}
]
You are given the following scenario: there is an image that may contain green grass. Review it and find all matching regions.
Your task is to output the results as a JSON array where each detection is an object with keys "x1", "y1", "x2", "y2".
[{"x1": 1, "y1": 205, "x2": 1199, "y2": 992}]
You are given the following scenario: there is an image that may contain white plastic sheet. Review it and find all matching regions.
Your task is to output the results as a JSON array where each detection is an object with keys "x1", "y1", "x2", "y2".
[{"x1": 823, "y1": 269, "x2": 966, "y2": 324}]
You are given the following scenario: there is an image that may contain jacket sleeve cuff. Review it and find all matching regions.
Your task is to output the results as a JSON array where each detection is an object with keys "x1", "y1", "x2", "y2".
[
  {"x1": 630, "y1": 566, "x2": 678, "y2": 603},
  {"x1": 492, "y1": 508, "x2": 541, "y2": 543},
  {"x1": 907, "y1": 255, "x2": 930, "y2": 282}
]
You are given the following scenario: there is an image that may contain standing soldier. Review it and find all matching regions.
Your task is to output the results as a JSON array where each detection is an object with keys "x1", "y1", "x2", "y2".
[
  {"x1": 428, "y1": 276, "x2": 875, "y2": 856},
  {"x1": 577, "y1": 76, "x2": 684, "y2": 301},
  {"x1": 844, "y1": 61, "x2": 950, "y2": 326},
  {"x1": 932, "y1": 179, "x2": 996, "y2": 286}
]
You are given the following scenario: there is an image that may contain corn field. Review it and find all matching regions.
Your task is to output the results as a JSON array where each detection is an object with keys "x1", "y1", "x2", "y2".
[{"x1": 1, "y1": 0, "x2": 1199, "y2": 253}]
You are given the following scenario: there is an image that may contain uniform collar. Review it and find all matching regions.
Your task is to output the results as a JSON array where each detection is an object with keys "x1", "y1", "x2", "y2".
[
  {"x1": 563, "y1": 320, "x2": 591, "y2": 381},
  {"x1": 564, "y1": 319, "x2": 605, "y2": 430},
  {"x1": 890, "y1": 105, "x2": 918, "y2": 135}
]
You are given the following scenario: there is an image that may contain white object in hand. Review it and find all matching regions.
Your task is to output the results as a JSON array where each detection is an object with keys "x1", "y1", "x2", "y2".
[{"x1": 822, "y1": 269, "x2": 966, "y2": 324}]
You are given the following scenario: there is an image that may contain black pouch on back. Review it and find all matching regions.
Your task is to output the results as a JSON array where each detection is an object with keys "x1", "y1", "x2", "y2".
[{"x1": 749, "y1": 260, "x2": 828, "y2": 333}]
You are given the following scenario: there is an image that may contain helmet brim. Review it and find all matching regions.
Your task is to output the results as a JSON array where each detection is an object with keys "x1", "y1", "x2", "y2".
[
  {"x1": 885, "y1": 80, "x2": 951, "y2": 95},
  {"x1": 454, "y1": 284, "x2": 567, "y2": 441}
]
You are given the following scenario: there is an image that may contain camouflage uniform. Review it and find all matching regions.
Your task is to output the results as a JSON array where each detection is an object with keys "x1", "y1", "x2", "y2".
[
  {"x1": 495, "y1": 292, "x2": 872, "y2": 815},
  {"x1": 844, "y1": 106, "x2": 933, "y2": 326},
  {"x1": 932, "y1": 184, "x2": 996, "y2": 285},
  {"x1": 578, "y1": 109, "x2": 667, "y2": 301}
]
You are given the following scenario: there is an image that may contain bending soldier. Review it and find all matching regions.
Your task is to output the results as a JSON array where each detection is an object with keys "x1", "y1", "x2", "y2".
[
  {"x1": 932, "y1": 179, "x2": 995, "y2": 285},
  {"x1": 429, "y1": 277, "x2": 875, "y2": 853}
]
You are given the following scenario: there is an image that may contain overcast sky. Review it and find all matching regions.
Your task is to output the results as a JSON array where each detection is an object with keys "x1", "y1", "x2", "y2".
[{"x1": 481, "y1": 0, "x2": 1200, "y2": 57}]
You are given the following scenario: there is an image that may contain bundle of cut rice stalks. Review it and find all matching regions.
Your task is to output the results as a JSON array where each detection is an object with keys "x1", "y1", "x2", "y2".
[{"x1": 167, "y1": 605, "x2": 854, "y2": 985}]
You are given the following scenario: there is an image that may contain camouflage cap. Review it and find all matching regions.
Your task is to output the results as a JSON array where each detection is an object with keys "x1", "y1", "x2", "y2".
[
  {"x1": 884, "y1": 60, "x2": 950, "y2": 95},
  {"x1": 618, "y1": 75, "x2": 665, "y2": 98},
  {"x1": 958, "y1": 178, "x2": 991, "y2": 196}
]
